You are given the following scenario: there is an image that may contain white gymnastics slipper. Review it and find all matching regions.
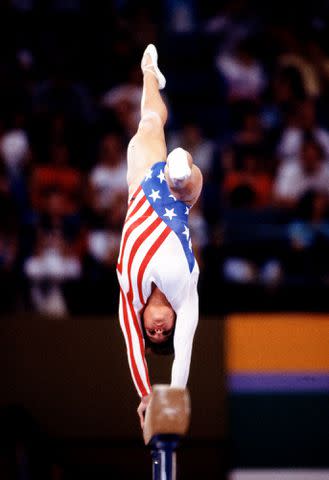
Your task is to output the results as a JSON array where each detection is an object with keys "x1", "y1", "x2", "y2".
[
  {"x1": 141, "y1": 44, "x2": 166, "y2": 90},
  {"x1": 167, "y1": 148, "x2": 192, "y2": 186}
]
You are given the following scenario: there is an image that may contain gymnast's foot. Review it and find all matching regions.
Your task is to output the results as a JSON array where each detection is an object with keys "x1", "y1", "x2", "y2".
[
  {"x1": 141, "y1": 44, "x2": 166, "y2": 90},
  {"x1": 167, "y1": 147, "x2": 192, "y2": 187}
]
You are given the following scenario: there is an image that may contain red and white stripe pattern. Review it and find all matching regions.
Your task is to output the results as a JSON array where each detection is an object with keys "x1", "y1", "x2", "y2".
[{"x1": 117, "y1": 185, "x2": 171, "y2": 397}]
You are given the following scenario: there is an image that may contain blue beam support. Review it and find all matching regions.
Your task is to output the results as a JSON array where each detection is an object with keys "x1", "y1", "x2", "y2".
[{"x1": 150, "y1": 435, "x2": 180, "y2": 480}]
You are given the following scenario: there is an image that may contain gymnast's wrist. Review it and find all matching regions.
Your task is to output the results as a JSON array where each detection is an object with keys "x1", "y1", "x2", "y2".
[{"x1": 141, "y1": 393, "x2": 151, "y2": 403}]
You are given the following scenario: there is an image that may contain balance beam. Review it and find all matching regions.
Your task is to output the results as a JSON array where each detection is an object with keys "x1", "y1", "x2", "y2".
[{"x1": 143, "y1": 385, "x2": 191, "y2": 480}]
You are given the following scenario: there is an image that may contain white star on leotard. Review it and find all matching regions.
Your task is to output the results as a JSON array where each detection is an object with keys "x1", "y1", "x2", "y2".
[
  {"x1": 149, "y1": 189, "x2": 161, "y2": 202},
  {"x1": 145, "y1": 168, "x2": 153, "y2": 180},
  {"x1": 157, "y1": 169, "x2": 166, "y2": 183},
  {"x1": 185, "y1": 206, "x2": 190, "y2": 215},
  {"x1": 188, "y1": 238, "x2": 192, "y2": 251},
  {"x1": 163, "y1": 208, "x2": 177, "y2": 221},
  {"x1": 182, "y1": 225, "x2": 190, "y2": 240},
  {"x1": 169, "y1": 194, "x2": 177, "y2": 201}
]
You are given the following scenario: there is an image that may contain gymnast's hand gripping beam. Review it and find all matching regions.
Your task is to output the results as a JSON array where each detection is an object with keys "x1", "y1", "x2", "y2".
[{"x1": 143, "y1": 385, "x2": 191, "y2": 480}]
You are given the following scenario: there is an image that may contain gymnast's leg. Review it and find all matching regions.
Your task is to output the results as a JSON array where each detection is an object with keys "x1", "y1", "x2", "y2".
[{"x1": 127, "y1": 46, "x2": 168, "y2": 193}]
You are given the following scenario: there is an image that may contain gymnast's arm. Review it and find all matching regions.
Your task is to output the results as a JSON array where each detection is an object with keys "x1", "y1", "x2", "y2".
[
  {"x1": 170, "y1": 281, "x2": 199, "y2": 388},
  {"x1": 118, "y1": 291, "x2": 152, "y2": 399}
]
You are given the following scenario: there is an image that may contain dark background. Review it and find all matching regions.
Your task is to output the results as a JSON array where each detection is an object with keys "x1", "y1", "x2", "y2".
[{"x1": 0, "y1": 314, "x2": 226, "y2": 479}]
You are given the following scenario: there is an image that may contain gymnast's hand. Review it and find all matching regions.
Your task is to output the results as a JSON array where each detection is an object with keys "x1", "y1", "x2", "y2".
[{"x1": 137, "y1": 394, "x2": 151, "y2": 429}]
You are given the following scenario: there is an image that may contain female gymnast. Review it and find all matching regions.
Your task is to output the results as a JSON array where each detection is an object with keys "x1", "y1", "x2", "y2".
[{"x1": 116, "y1": 44, "x2": 203, "y2": 428}]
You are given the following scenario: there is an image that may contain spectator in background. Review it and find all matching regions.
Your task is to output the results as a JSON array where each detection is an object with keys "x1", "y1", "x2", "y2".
[
  {"x1": 87, "y1": 194, "x2": 124, "y2": 269},
  {"x1": 276, "y1": 98, "x2": 329, "y2": 162},
  {"x1": 101, "y1": 64, "x2": 142, "y2": 135},
  {"x1": 221, "y1": 144, "x2": 281, "y2": 286},
  {"x1": 36, "y1": 187, "x2": 83, "y2": 252},
  {"x1": 84, "y1": 192, "x2": 125, "y2": 314},
  {"x1": 32, "y1": 59, "x2": 94, "y2": 168},
  {"x1": 221, "y1": 103, "x2": 266, "y2": 171},
  {"x1": 0, "y1": 162, "x2": 19, "y2": 312},
  {"x1": 304, "y1": 37, "x2": 329, "y2": 128},
  {"x1": 30, "y1": 142, "x2": 82, "y2": 216},
  {"x1": 223, "y1": 145, "x2": 272, "y2": 208},
  {"x1": 101, "y1": 65, "x2": 142, "y2": 116},
  {"x1": 32, "y1": 64, "x2": 94, "y2": 126},
  {"x1": 82, "y1": 133, "x2": 127, "y2": 314},
  {"x1": 277, "y1": 30, "x2": 321, "y2": 99},
  {"x1": 102, "y1": 30, "x2": 138, "y2": 88},
  {"x1": 261, "y1": 65, "x2": 306, "y2": 133},
  {"x1": 272, "y1": 27, "x2": 329, "y2": 99},
  {"x1": 0, "y1": 116, "x2": 32, "y2": 218},
  {"x1": 88, "y1": 132, "x2": 127, "y2": 217},
  {"x1": 25, "y1": 140, "x2": 84, "y2": 315},
  {"x1": 216, "y1": 36, "x2": 266, "y2": 103},
  {"x1": 127, "y1": 6, "x2": 159, "y2": 48},
  {"x1": 47, "y1": 113, "x2": 68, "y2": 146},
  {"x1": 274, "y1": 137, "x2": 329, "y2": 208},
  {"x1": 167, "y1": 0, "x2": 196, "y2": 32},
  {"x1": 286, "y1": 189, "x2": 329, "y2": 281},
  {"x1": 188, "y1": 200, "x2": 209, "y2": 267},
  {"x1": 233, "y1": 105, "x2": 264, "y2": 147},
  {"x1": 0, "y1": 123, "x2": 29, "y2": 175},
  {"x1": 24, "y1": 227, "x2": 81, "y2": 317},
  {"x1": 303, "y1": 37, "x2": 329, "y2": 98},
  {"x1": 204, "y1": 0, "x2": 257, "y2": 52}
]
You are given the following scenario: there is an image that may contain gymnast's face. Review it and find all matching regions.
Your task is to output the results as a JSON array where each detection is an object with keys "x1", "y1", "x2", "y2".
[{"x1": 143, "y1": 304, "x2": 175, "y2": 343}]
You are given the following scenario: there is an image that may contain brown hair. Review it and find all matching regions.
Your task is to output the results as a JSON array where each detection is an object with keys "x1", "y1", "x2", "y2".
[{"x1": 141, "y1": 319, "x2": 175, "y2": 356}]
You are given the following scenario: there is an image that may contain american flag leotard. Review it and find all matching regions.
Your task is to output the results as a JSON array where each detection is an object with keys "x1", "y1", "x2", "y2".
[{"x1": 116, "y1": 161, "x2": 199, "y2": 398}]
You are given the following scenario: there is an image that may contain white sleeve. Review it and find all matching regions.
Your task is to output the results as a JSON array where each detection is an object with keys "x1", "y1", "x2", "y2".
[
  {"x1": 170, "y1": 277, "x2": 199, "y2": 388},
  {"x1": 273, "y1": 163, "x2": 300, "y2": 200}
]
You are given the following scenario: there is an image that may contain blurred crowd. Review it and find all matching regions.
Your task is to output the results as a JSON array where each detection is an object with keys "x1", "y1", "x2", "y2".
[{"x1": 1, "y1": 0, "x2": 329, "y2": 316}]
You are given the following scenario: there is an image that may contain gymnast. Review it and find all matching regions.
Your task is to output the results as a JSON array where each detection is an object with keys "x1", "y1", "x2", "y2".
[{"x1": 116, "y1": 44, "x2": 203, "y2": 428}]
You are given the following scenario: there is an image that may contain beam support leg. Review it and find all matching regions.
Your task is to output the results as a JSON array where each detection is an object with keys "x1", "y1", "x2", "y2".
[{"x1": 151, "y1": 435, "x2": 180, "y2": 480}]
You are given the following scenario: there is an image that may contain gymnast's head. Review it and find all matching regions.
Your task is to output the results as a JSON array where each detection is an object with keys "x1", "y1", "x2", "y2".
[{"x1": 141, "y1": 286, "x2": 176, "y2": 355}]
